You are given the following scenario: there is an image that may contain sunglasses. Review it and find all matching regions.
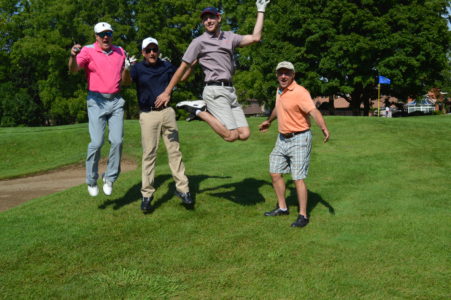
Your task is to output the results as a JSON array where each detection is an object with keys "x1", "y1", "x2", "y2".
[
  {"x1": 277, "y1": 70, "x2": 294, "y2": 76},
  {"x1": 145, "y1": 47, "x2": 159, "y2": 54},
  {"x1": 97, "y1": 31, "x2": 113, "y2": 38}
]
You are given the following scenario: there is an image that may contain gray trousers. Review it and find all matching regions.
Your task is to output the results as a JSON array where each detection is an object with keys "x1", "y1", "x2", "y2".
[{"x1": 86, "y1": 92, "x2": 125, "y2": 185}]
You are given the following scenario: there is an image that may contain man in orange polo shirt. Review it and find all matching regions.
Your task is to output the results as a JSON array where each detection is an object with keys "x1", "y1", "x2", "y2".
[{"x1": 259, "y1": 61, "x2": 330, "y2": 228}]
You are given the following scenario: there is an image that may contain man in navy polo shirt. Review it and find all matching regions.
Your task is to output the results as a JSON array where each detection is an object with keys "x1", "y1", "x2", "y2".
[{"x1": 123, "y1": 37, "x2": 193, "y2": 213}]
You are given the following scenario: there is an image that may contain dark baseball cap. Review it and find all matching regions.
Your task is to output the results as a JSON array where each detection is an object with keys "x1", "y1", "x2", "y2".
[{"x1": 200, "y1": 7, "x2": 220, "y2": 18}]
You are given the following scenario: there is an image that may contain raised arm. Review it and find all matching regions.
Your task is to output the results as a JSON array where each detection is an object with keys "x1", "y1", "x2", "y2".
[
  {"x1": 154, "y1": 61, "x2": 192, "y2": 108},
  {"x1": 309, "y1": 108, "x2": 330, "y2": 143},
  {"x1": 121, "y1": 55, "x2": 136, "y2": 86},
  {"x1": 180, "y1": 59, "x2": 197, "y2": 82},
  {"x1": 121, "y1": 68, "x2": 132, "y2": 86},
  {"x1": 239, "y1": 0, "x2": 270, "y2": 47},
  {"x1": 68, "y1": 44, "x2": 82, "y2": 74}
]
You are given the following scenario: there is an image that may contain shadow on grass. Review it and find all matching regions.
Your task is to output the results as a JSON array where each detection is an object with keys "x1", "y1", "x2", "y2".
[
  {"x1": 286, "y1": 186, "x2": 335, "y2": 216},
  {"x1": 200, "y1": 178, "x2": 272, "y2": 206},
  {"x1": 98, "y1": 174, "x2": 231, "y2": 211},
  {"x1": 150, "y1": 174, "x2": 232, "y2": 211},
  {"x1": 98, "y1": 174, "x2": 171, "y2": 211}
]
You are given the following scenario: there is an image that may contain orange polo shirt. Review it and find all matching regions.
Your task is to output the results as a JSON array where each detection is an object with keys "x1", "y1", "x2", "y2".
[{"x1": 276, "y1": 80, "x2": 316, "y2": 134}]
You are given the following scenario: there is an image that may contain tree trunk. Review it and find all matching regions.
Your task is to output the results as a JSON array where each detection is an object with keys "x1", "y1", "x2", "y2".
[
  {"x1": 350, "y1": 89, "x2": 363, "y2": 116},
  {"x1": 328, "y1": 95, "x2": 335, "y2": 115},
  {"x1": 362, "y1": 98, "x2": 370, "y2": 116}
]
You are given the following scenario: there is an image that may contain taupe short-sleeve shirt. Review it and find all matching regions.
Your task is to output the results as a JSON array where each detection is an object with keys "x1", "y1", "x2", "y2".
[{"x1": 182, "y1": 31, "x2": 243, "y2": 82}]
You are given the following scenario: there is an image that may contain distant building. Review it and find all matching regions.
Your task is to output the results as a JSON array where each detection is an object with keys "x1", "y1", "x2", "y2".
[
  {"x1": 243, "y1": 99, "x2": 267, "y2": 117},
  {"x1": 313, "y1": 96, "x2": 353, "y2": 115}
]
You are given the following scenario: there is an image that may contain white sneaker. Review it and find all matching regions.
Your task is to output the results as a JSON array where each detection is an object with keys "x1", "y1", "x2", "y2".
[
  {"x1": 176, "y1": 100, "x2": 207, "y2": 114},
  {"x1": 87, "y1": 184, "x2": 99, "y2": 197},
  {"x1": 102, "y1": 177, "x2": 113, "y2": 196}
]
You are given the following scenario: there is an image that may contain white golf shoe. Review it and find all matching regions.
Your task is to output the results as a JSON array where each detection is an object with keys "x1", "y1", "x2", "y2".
[
  {"x1": 102, "y1": 177, "x2": 113, "y2": 196},
  {"x1": 176, "y1": 100, "x2": 207, "y2": 114},
  {"x1": 87, "y1": 184, "x2": 99, "y2": 197}
]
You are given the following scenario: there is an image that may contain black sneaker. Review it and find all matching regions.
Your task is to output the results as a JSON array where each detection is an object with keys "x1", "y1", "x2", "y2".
[
  {"x1": 141, "y1": 196, "x2": 153, "y2": 212},
  {"x1": 291, "y1": 215, "x2": 309, "y2": 228},
  {"x1": 175, "y1": 191, "x2": 193, "y2": 205},
  {"x1": 176, "y1": 100, "x2": 207, "y2": 114},
  {"x1": 186, "y1": 113, "x2": 197, "y2": 122},
  {"x1": 264, "y1": 207, "x2": 289, "y2": 216}
]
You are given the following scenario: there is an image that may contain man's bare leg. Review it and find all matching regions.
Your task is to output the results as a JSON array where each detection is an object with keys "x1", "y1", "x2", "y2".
[
  {"x1": 294, "y1": 179, "x2": 308, "y2": 217},
  {"x1": 197, "y1": 111, "x2": 249, "y2": 142},
  {"x1": 270, "y1": 173, "x2": 287, "y2": 209}
]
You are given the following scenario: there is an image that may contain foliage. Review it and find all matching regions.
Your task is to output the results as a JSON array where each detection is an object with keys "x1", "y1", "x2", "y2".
[
  {"x1": 0, "y1": 82, "x2": 43, "y2": 126},
  {"x1": 0, "y1": 0, "x2": 449, "y2": 124},
  {"x1": 233, "y1": 0, "x2": 450, "y2": 115}
]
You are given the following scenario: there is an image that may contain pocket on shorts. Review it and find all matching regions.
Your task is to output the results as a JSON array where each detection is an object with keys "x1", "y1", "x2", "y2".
[
  {"x1": 224, "y1": 87, "x2": 238, "y2": 106},
  {"x1": 203, "y1": 86, "x2": 216, "y2": 103}
]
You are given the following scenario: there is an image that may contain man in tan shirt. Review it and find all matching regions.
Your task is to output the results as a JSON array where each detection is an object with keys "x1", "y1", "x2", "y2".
[{"x1": 156, "y1": 1, "x2": 271, "y2": 142}]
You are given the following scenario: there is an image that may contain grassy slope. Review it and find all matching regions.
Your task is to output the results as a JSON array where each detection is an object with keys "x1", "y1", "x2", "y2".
[{"x1": 0, "y1": 116, "x2": 449, "y2": 299}]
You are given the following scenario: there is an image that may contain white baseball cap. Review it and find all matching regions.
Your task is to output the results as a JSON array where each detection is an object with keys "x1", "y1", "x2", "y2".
[
  {"x1": 276, "y1": 61, "x2": 295, "y2": 72},
  {"x1": 94, "y1": 22, "x2": 113, "y2": 33},
  {"x1": 142, "y1": 37, "x2": 159, "y2": 49}
]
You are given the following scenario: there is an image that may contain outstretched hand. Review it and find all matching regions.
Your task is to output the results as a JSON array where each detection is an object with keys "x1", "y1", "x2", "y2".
[
  {"x1": 256, "y1": 0, "x2": 270, "y2": 12},
  {"x1": 258, "y1": 120, "x2": 271, "y2": 132}
]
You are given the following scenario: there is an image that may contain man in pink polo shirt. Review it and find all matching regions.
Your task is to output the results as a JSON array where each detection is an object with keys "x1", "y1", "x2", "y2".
[
  {"x1": 69, "y1": 22, "x2": 129, "y2": 197},
  {"x1": 259, "y1": 61, "x2": 330, "y2": 228}
]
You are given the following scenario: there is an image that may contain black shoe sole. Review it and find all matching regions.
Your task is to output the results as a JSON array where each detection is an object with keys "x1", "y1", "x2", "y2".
[
  {"x1": 291, "y1": 218, "x2": 309, "y2": 227},
  {"x1": 264, "y1": 209, "x2": 289, "y2": 216}
]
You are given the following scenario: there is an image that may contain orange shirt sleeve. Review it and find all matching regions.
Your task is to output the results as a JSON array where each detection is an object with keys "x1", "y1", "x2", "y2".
[{"x1": 298, "y1": 86, "x2": 316, "y2": 114}]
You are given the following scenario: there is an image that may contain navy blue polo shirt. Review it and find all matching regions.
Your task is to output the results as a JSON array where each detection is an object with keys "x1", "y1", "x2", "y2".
[{"x1": 130, "y1": 59, "x2": 176, "y2": 111}]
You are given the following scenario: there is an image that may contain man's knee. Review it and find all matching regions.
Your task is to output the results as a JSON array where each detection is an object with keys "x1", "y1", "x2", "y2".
[
  {"x1": 238, "y1": 127, "x2": 250, "y2": 141},
  {"x1": 109, "y1": 137, "x2": 123, "y2": 147},
  {"x1": 224, "y1": 130, "x2": 239, "y2": 142},
  {"x1": 89, "y1": 140, "x2": 104, "y2": 150},
  {"x1": 239, "y1": 132, "x2": 250, "y2": 141},
  {"x1": 223, "y1": 127, "x2": 250, "y2": 142},
  {"x1": 270, "y1": 173, "x2": 283, "y2": 181}
]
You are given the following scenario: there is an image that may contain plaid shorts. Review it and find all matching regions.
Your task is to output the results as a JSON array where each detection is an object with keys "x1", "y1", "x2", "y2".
[{"x1": 269, "y1": 130, "x2": 312, "y2": 180}]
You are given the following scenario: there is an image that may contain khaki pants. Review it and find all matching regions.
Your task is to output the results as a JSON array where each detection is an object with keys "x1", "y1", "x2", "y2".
[{"x1": 139, "y1": 108, "x2": 189, "y2": 197}]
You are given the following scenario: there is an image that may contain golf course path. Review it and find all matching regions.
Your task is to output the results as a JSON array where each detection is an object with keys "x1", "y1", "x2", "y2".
[{"x1": 0, "y1": 159, "x2": 137, "y2": 212}]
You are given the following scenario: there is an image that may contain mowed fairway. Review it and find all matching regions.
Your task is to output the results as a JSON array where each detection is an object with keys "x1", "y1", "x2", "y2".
[{"x1": 0, "y1": 116, "x2": 449, "y2": 299}]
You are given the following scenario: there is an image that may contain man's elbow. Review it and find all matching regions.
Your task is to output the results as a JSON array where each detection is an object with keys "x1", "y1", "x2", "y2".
[
  {"x1": 68, "y1": 64, "x2": 81, "y2": 74},
  {"x1": 252, "y1": 35, "x2": 262, "y2": 43},
  {"x1": 69, "y1": 68, "x2": 79, "y2": 75}
]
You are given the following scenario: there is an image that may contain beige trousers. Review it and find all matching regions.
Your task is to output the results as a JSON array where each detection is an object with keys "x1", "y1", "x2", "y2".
[{"x1": 139, "y1": 108, "x2": 189, "y2": 197}]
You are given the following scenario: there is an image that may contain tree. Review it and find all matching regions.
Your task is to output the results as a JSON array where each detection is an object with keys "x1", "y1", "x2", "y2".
[
  {"x1": 0, "y1": 0, "x2": 139, "y2": 125},
  {"x1": 0, "y1": 0, "x2": 449, "y2": 125},
  {"x1": 233, "y1": 0, "x2": 450, "y2": 115}
]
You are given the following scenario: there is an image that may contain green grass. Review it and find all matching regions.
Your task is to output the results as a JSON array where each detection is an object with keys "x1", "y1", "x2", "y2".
[{"x1": 0, "y1": 116, "x2": 450, "y2": 299}]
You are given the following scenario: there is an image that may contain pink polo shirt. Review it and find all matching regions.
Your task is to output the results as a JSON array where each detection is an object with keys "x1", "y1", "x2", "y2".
[{"x1": 76, "y1": 42, "x2": 125, "y2": 94}]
